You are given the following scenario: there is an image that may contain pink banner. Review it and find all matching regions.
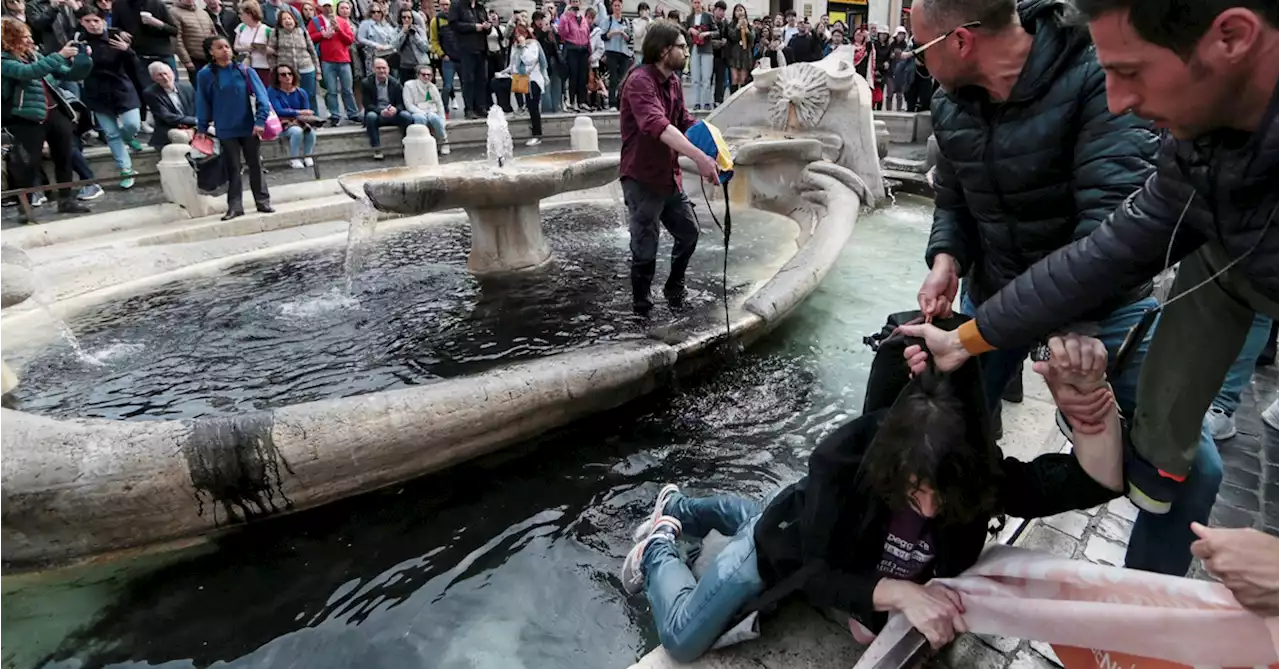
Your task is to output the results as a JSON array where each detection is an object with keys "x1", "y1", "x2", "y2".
[{"x1": 853, "y1": 545, "x2": 1280, "y2": 669}]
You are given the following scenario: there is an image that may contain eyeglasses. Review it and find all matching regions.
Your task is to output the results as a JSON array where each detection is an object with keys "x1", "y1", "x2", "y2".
[
  {"x1": 673, "y1": 41, "x2": 687, "y2": 49},
  {"x1": 418, "y1": 71, "x2": 431, "y2": 76},
  {"x1": 278, "y1": 71, "x2": 294, "y2": 77},
  {"x1": 909, "y1": 20, "x2": 979, "y2": 67}
]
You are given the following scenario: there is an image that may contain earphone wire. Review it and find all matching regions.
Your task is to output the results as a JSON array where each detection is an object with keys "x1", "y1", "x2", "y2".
[{"x1": 1158, "y1": 189, "x2": 1276, "y2": 310}]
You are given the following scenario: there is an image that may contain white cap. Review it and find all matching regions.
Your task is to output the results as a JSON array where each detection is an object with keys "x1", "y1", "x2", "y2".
[{"x1": 894, "y1": 25, "x2": 907, "y2": 34}]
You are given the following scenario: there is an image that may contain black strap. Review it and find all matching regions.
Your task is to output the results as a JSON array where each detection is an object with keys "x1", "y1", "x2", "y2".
[{"x1": 738, "y1": 562, "x2": 821, "y2": 616}]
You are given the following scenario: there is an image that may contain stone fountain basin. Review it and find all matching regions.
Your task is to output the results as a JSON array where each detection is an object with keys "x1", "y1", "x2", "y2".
[
  {"x1": 1, "y1": 159, "x2": 871, "y2": 572},
  {"x1": 338, "y1": 151, "x2": 620, "y2": 214}
]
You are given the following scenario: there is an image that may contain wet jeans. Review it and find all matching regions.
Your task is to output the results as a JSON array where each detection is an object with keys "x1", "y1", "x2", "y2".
[
  {"x1": 642, "y1": 493, "x2": 764, "y2": 664},
  {"x1": 961, "y1": 293, "x2": 1220, "y2": 576},
  {"x1": 622, "y1": 177, "x2": 699, "y2": 312},
  {"x1": 1211, "y1": 312, "x2": 1275, "y2": 415}
]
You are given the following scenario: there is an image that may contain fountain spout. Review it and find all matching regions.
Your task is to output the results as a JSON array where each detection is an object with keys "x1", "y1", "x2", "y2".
[{"x1": 487, "y1": 105, "x2": 514, "y2": 168}]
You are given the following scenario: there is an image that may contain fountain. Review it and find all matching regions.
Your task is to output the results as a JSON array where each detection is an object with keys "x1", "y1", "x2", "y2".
[
  {"x1": 0, "y1": 48, "x2": 885, "y2": 571},
  {"x1": 336, "y1": 111, "x2": 618, "y2": 275}
]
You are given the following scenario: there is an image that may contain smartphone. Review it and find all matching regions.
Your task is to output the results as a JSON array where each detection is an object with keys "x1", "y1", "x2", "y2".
[{"x1": 107, "y1": 27, "x2": 124, "y2": 39}]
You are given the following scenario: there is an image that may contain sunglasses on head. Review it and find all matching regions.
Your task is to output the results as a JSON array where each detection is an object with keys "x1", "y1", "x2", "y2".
[{"x1": 909, "y1": 20, "x2": 980, "y2": 67}]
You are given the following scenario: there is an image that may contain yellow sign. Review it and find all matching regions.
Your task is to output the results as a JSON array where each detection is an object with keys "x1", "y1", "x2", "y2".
[{"x1": 829, "y1": 10, "x2": 845, "y2": 23}]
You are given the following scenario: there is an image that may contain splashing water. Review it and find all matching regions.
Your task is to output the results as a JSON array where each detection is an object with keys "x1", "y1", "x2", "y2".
[
  {"x1": 342, "y1": 197, "x2": 380, "y2": 295},
  {"x1": 486, "y1": 105, "x2": 514, "y2": 168},
  {"x1": 31, "y1": 292, "x2": 104, "y2": 367}
]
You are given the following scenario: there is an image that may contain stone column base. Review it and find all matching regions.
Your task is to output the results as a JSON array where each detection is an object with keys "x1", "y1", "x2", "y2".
[{"x1": 465, "y1": 204, "x2": 552, "y2": 274}]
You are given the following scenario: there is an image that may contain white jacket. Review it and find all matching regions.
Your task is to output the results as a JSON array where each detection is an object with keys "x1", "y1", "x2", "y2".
[{"x1": 403, "y1": 79, "x2": 446, "y2": 117}]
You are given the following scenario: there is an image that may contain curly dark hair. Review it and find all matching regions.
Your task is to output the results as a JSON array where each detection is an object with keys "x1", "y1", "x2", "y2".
[{"x1": 859, "y1": 367, "x2": 1003, "y2": 526}]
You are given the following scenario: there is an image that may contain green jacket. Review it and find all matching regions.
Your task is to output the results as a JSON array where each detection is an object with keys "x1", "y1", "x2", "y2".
[{"x1": 1, "y1": 49, "x2": 93, "y2": 123}]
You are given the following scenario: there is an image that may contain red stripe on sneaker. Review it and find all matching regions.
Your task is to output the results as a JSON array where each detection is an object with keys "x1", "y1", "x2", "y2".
[{"x1": 1157, "y1": 469, "x2": 1187, "y2": 482}]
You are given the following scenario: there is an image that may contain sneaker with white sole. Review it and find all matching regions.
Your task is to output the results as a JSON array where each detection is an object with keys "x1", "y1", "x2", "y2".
[
  {"x1": 632, "y1": 484, "x2": 681, "y2": 541},
  {"x1": 440, "y1": 143, "x2": 451, "y2": 155},
  {"x1": 289, "y1": 158, "x2": 305, "y2": 169},
  {"x1": 526, "y1": 137, "x2": 542, "y2": 147},
  {"x1": 620, "y1": 515, "x2": 681, "y2": 595},
  {"x1": 30, "y1": 192, "x2": 48, "y2": 207},
  {"x1": 1203, "y1": 406, "x2": 1237, "y2": 441},
  {"x1": 1263, "y1": 399, "x2": 1279, "y2": 430},
  {"x1": 303, "y1": 157, "x2": 314, "y2": 167},
  {"x1": 77, "y1": 184, "x2": 105, "y2": 201}
]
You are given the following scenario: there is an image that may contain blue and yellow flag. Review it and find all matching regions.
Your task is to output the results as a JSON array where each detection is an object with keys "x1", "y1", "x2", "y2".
[{"x1": 684, "y1": 120, "x2": 734, "y2": 184}]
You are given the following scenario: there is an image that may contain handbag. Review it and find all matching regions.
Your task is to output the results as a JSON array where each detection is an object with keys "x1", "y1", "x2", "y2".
[
  {"x1": 511, "y1": 73, "x2": 530, "y2": 95},
  {"x1": 263, "y1": 110, "x2": 283, "y2": 140}
]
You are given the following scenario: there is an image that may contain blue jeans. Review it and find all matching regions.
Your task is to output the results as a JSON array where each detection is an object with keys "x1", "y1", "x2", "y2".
[
  {"x1": 281, "y1": 124, "x2": 316, "y2": 158},
  {"x1": 364, "y1": 110, "x2": 413, "y2": 148},
  {"x1": 95, "y1": 108, "x2": 141, "y2": 173},
  {"x1": 299, "y1": 70, "x2": 319, "y2": 114},
  {"x1": 541, "y1": 73, "x2": 563, "y2": 113},
  {"x1": 411, "y1": 112, "x2": 448, "y2": 142},
  {"x1": 643, "y1": 493, "x2": 765, "y2": 664},
  {"x1": 1211, "y1": 313, "x2": 1274, "y2": 415},
  {"x1": 961, "y1": 293, "x2": 1219, "y2": 576},
  {"x1": 689, "y1": 51, "x2": 713, "y2": 108},
  {"x1": 322, "y1": 61, "x2": 360, "y2": 121},
  {"x1": 439, "y1": 59, "x2": 457, "y2": 108}
]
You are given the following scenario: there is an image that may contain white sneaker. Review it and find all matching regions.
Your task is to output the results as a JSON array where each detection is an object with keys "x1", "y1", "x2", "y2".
[
  {"x1": 1204, "y1": 406, "x2": 1237, "y2": 441},
  {"x1": 303, "y1": 157, "x2": 314, "y2": 167},
  {"x1": 140, "y1": 120, "x2": 154, "y2": 134},
  {"x1": 526, "y1": 137, "x2": 542, "y2": 147},
  {"x1": 620, "y1": 515, "x2": 681, "y2": 595},
  {"x1": 289, "y1": 159, "x2": 305, "y2": 169},
  {"x1": 1262, "y1": 399, "x2": 1279, "y2": 430},
  {"x1": 632, "y1": 483, "x2": 681, "y2": 541},
  {"x1": 440, "y1": 144, "x2": 451, "y2": 155},
  {"x1": 30, "y1": 192, "x2": 47, "y2": 207}
]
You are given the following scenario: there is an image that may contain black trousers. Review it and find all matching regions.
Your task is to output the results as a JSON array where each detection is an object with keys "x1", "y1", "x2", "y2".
[
  {"x1": 563, "y1": 44, "x2": 589, "y2": 106},
  {"x1": 712, "y1": 54, "x2": 726, "y2": 104},
  {"x1": 7, "y1": 112, "x2": 76, "y2": 202},
  {"x1": 220, "y1": 134, "x2": 269, "y2": 212},
  {"x1": 459, "y1": 52, "x2": 489, "y2": 115},
  {"x1": 187, "y1": 58, "x2": 209, "y2": 83},
  {"x1": 527, "y1": 80, "x2": 542, "y2": 136},
  {"x1": 604, "y1": 51, "x2": 629, "y2": 109},
  {"x1": 622, "y1": 177, "x2": 699, "y2": 311}
]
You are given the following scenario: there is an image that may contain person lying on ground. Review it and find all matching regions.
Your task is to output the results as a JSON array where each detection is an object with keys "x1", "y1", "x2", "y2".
[{"x1": 618, "y1": 328, "x2": 1124, "y2": 662}]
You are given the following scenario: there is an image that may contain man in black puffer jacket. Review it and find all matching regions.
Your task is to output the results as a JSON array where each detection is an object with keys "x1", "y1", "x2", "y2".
[
  {"x1": 901, "y1": 0, "x2": 1276, "y2": 579},
  {"x1": 911, "y1": 0, "x2": 1188, "y2": 573}
]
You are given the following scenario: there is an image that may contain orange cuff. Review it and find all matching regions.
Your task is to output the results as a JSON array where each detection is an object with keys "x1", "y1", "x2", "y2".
[{"x1": 957, "y1": 321, "x2": 996, "y2": 356}]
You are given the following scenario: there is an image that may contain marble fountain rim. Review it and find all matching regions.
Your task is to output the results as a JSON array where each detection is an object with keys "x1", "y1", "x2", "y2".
[{"x1": 0, "y1": 162, "x2": 867, "y2": 572}]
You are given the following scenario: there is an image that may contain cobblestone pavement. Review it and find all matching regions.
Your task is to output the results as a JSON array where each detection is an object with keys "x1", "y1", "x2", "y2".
[
  {"x1": 0, "y1": 136, "x2": 624, "y2": 230},
  {"x1": 934, "y1": 365, "x2": 1279, "y2": 669}
]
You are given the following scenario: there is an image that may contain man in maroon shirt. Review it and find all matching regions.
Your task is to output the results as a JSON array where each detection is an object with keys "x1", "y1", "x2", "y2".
[{"x1": 619, "y1": 19, "x2": 720, "y2": 317}]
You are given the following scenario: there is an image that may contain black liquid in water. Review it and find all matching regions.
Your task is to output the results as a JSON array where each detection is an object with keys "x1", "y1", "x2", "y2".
[
  {"x1": 9, "y1": 203, "x2": 790, "y2": 421},
  {"x1": 3, "y1": 197, "x2": 936, "y2": 669}
]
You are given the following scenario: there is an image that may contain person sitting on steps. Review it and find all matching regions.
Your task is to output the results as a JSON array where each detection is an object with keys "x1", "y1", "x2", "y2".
[{"x1": 620, "y1": 320, "x2": 1126, "y2": 663}]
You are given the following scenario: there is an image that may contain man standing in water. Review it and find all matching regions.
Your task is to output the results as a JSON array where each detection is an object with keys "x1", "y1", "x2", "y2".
[
  {"x1": 618, "y1": 19, "x2": 720, "y2": 317},
  {"x1": 901, "y1": 0, "x2": 1276, "y2": 574}
]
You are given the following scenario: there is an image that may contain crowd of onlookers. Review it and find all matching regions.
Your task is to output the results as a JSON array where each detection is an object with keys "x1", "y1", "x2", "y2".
[{"x1": 2, "y1": 0, "x2": 932, "y2": 222}]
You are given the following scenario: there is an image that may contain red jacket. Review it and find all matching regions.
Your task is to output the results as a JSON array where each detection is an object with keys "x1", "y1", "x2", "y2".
[{"x1": 307, "y1": 15, "x2": 354, "y2": 63}]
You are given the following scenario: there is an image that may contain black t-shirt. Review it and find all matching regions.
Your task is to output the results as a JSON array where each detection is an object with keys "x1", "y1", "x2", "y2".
[{"x1": 876, "y1": 507, "x2": 936, "y2": 581}]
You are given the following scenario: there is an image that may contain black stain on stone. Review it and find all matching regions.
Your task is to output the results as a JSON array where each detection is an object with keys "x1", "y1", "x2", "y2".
[{"x1": 183, "y1": 413, "x2": 295, "y2": 525}]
